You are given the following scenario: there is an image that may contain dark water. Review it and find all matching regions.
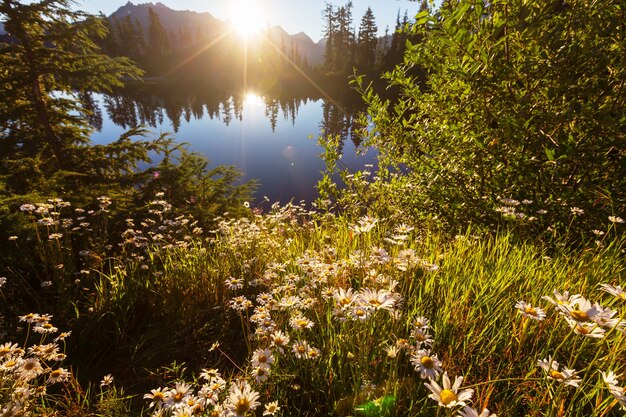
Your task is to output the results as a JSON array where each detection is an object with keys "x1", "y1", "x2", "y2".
[{"x1": 89, "y1": 86, "x2": 376, "y2": 205}]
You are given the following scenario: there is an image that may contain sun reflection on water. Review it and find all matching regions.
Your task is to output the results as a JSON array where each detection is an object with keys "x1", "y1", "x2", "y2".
[{"x1": 243, "y1": 92, "x2": 264, "y2": 106}]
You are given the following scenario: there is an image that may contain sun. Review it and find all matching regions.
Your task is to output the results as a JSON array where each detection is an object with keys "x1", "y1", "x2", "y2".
[{"x1": 228, "y1": 1, "x2": 267, "y2": 38}]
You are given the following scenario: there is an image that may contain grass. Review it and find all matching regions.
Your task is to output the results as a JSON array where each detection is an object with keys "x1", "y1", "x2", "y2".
[{"x1": 0, "y1": 198, "x2": 625, "y2": 416}]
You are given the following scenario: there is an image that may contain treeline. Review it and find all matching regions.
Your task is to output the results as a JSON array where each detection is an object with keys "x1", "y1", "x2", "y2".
[
  {"x1": 99, "y1": 7, "x2": 318, "y2": 92},
  {"x1": 98, "y1": 83, "x2": 324, "y2": 133},
  {"x1": 97, "y1": 2, "x2": 427, "y2": 93},
  {"x1": 321, "y1": 1, "x2": 429, "y2": 77}
]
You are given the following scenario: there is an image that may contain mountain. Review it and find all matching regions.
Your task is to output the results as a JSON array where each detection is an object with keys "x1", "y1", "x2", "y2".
[
  {"x1": 109, "y1": 2, "x2": 324, "y2": 65},
  {"x1": 265, "y1": 26, "x2": 325, "y2": 66}
]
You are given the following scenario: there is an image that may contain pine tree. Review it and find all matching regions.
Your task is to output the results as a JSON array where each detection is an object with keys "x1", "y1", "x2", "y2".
[
  {"x1": 147, "y1": 7, "x2": 171, "y2": 74},
  {"x1": 356, "y1": 7, "x2": 378, "y2": 70},
  {"x1": 322, "y1": 2, "x2": 336, "y2": 70},
  {"x1": 0, "y1": 0, "x2": 146, "y2": 197},
  {"x1": 334, "y1": 1, "x2": 354, "y2": 72}
]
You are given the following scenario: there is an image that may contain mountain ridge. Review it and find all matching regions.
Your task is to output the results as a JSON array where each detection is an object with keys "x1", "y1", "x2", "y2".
[{"x1": 109, "y1": 2, "x2": 324, "y2": 65}]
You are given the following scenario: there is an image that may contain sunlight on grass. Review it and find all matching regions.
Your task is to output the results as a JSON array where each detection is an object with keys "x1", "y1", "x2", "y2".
[{"x1": 2, "y1": 196, "x2": 624, "y2": 416}]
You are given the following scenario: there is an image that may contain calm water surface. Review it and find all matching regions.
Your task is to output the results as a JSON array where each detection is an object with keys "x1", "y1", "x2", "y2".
[{"x1": 90, "y1": 91, "x2": 376, "y2": 205}]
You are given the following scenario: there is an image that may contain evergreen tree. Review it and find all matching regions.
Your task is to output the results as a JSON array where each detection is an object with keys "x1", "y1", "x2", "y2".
[
  {"x1": 356, "y1": 7, "x2": 378, "y2": 70},
  {"x1": 322, "y1": 2, "x2": 336, "y2": 70},
  {"x1": 0, "y1": 0, "x2": 146, "y2": 198},
  {"x1": 147, "y1": 7, "x2": 171, "y2": 74},
  {"x1": 334, "y1": 1, "x2": 354, "y2": 72},
  {"x1": 383, "y1": 10, "x2": 411, "y2": 70}
]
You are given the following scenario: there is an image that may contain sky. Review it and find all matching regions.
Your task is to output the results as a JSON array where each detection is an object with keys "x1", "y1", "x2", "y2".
[{"x1": 77, "y1": 0, "x2": 423, "y2": 42}]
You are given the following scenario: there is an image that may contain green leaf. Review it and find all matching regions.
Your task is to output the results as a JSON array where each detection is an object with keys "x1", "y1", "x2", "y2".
[{"x1": 354, "y1": 395, "x2": 396, "y2": 417}]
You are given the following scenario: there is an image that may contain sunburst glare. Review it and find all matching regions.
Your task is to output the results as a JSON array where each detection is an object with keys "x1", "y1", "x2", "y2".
[
  {"x1": 228, "y1": 0, "x2": 267, "y2": 38},
  {"x1": 244, "y1": 92, "x2": 264, "y2": 106}
]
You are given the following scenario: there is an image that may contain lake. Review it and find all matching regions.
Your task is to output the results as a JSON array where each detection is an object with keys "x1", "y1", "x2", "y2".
[{"x1": 89, "y1": 86, "x2": 376, "y2": 205}]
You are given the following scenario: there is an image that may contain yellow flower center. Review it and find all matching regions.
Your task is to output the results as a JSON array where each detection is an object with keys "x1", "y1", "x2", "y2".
[
  {"x1": 297, "y1": 320, "x2": 308, "y2": 328},
  {"x1": 42, "y1": 323, "x2": 53, "y2": 329},
  {"x1": 524, "y1": 306, "x2": 537, "y2": 316},
  {"x1": 619, "y1": 293, "x2": 626, "y2": 300},
  {"x1": 235, "y1": 398, "x2": 250, "y2": 414},
  {"x1": 549, "y1": 370, "x2": 565, "y2": 380},
  {"x1": 369, "y1": 299, "x2": 381, "y2": 307},
  {"x1": 173, "y1": 392, "x2": 184, "y2": 402},
  {"x1": 416, "y1": 333, "x2": 427, "y2": 342},
  {"x1": 340, "y1": 298, "x2": 351, "y2": 306},
  {"x1": 570, "y1": 310, "x2": 589, "y2": 321},
  {"x1": 309, "y1": 349, "x2": 318, "y2": 358},
  {"x1": 257, "y1": 368, "x2": 266, "y2": 376},
  {"x1": 355, "y1": 309, "x2": 366, "y2": 317},
  {"x1": 50, "y1": 370, "x2": 61, "y2": 378},
  {"x1": 24, "y1": 361, "x2": 35, "y2": 370},
  {"x1": 0, "y1": 348, "x2": 9, "y2": 357},
  {"x1": 153, "y1": 392, "x2": 164, "y2": 401},
  {"x1": 439, "y1": 389, "x2": 457, "y2": 405},
  {"x1": 576, "y1": 325, "x2": 590, "y2": 335},
  {"x1": 421, "y1": 356, "x2": 434, "y2": 369},
  {"x1": 258, "y1": 354, "x2": 267, "y2": 363},
  {"x1": 5, "y1": 361, "x2": 16, "y2": 368}
]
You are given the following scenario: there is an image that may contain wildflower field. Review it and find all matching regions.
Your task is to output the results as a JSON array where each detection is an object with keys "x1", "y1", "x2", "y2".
[
  {"x1": 1, "y1": 196, "x2": 624, "y2": 416},
  {"x1": 2, "y1": 0, "x2": 625, "y2": 415}
]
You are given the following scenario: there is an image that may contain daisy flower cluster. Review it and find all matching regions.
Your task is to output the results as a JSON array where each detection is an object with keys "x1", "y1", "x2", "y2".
[
  {"x1": 516, "y1": 285, "x2": 625, "y2": 407},
  {"x1": 403, "y1": 316, "x2": 495, "y2": 416},
  {"x1": 215, "y1": 213, "x2": 495, "y2": 415},
  {"x1": 1, "y1": 314, "x2": 71, "y2": 416},
  {"x1": 144, "y1": 370, "x2": 279, "y2": 417},
  {"x1": 14, "y1": 194, "x2": 219, "y2": 304}
]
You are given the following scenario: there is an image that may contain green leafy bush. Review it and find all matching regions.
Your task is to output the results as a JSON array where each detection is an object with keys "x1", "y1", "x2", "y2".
[{"x1": 346, "y1": 0, "x2": 625, "y2": 240}]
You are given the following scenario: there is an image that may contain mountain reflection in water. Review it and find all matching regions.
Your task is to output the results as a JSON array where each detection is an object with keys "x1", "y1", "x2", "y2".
[{"x1": 88, "y1": 84, "x2": 376, "y2": 205}]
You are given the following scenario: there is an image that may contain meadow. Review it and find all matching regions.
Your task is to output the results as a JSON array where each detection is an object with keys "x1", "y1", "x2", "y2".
[
  {"x1": 1, "y1": 1, "x2": 625, "y2": 415},
  {"x1": 1, "y1": 195, "x2": 624, "y2": 416}
]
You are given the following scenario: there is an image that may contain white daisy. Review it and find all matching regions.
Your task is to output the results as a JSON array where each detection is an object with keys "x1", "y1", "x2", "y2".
[
  {"x1": 565, "y1": 319, "x2": 606, "y2": 338},
  {"x1": 166, "y1": 382, "x2": 192, "y2": 407},
  {"x1": 251, "y1": 348, "x2": 274, "y2": 369},
  {"x1": 537, "y1": 356, "x2": 581, "y2": 388},
  {"x1": 515, "y1": 301, "x2": 546, "y2": 320},
  {"x1": 270, "y1": 330, "x2": 290, "y2": 354},
  {"x1": 289, "y1": 315, "x2": 314, "y2": 330},
  {"x1": 16, "y1": 357, "x2": 44, "y2": 381},
  {"x1": 263, "y1": 400, "x2": 280, "y2": 416},
  {"x1": 557, "y1": 295, "x2": 602, "y2": 323},
  {"x1": 410, "y1": 349, "x2": 443, "y2": 380},
  {"x1": 413, "y1": 328, "x2": 434, "y2": 348},
  {"x1": 359, "y1": 288, "x2": 398, "y2": 312},
  {"x1": 542, "y1": 290, "x2": 581, "y2": 309},
  {"x1": 251, "y1": 366, "x2": 270, "y2": 384},
  {"x1": 600, "y1": 284, "x2": 626, "y2": 301},
  {"x1": 47, "y1": 367, "x2": 69, "y2": 383},
  {"x1": 226, "y1": 381, "x2": 260, "y2": 417},
  {"x1": 144, "y1": 388, "x2": 167, "y2": 409},
  {"x1": 424, "y1": 372, "x2": 474, "y2": 408},
  {"x1": 292, "y1": 340, "x2": 310, "y2": 359},
  {"x1": 458, "y1": 406, "x2": 497, "y2": 417}
]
